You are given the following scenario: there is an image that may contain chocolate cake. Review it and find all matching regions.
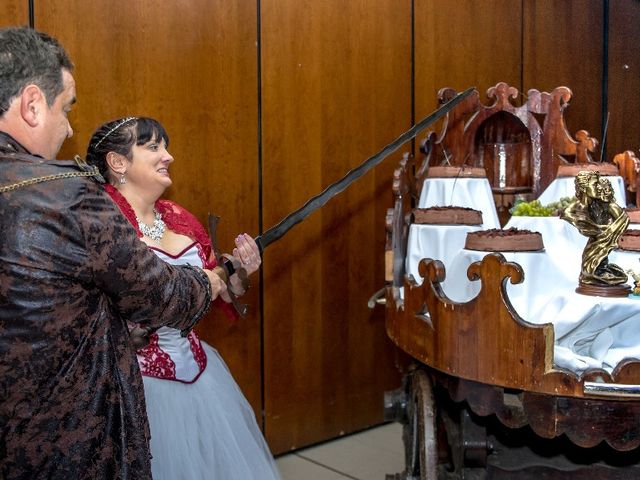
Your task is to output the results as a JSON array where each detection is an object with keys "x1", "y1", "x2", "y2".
[
  {"x1": 464, "y1": 228, "x2": 544, "y2": 252},
  {"x1": 619, "y1": 229, "x2": 640, "y2": 251},
  {"x1": 426, "y1": 166, "x2": 486, "y2": 178},
  {"x1": 626, "y1": 208, "x2": 640, "y2": 224},
  {"x1": 556, "y1": 163, "x2": 619, "y2": 178},
  {"x1": 413, "y1": 206, "x2": 483, "y2": 226}
]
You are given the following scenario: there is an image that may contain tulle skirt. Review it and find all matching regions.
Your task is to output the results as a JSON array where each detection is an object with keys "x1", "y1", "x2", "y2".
[{"x1": 142, "y1": 343, "x2": 281, "y2": 480}]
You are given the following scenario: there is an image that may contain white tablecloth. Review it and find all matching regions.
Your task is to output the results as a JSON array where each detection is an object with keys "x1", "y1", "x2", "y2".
[
  {"x1": 441, "y1": 248, "x2": 551, "y2": 315},
  {"x1": 538, "y1": 175, "x2": 626, "y2": 208},
  {"x1": 407, "y1": 177, "x2": 500, "y2": 284},
  {"x1": 407, "y1": 175, "x2": 640, "y2": 374},
  {"x1": 504, "y1": 216, "x2": 640, "y2": 289},
  {"x1": 538, "y1": 293, "x2": 640, "y2": 373},
  {"x1": 406, "y1": 224, "x2": 483, "y2": 284},
  {"x1": 436, "y1": 215, "x2": 640, "y2": 374}
]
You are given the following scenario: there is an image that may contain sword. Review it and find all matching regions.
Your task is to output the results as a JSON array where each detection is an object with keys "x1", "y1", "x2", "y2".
[
  {"x1": 254, "y1": 87, "x2": 473, "y2": 252},
  {"x1": 210, "y1": 87, "x2": 474, "y2": 315}
]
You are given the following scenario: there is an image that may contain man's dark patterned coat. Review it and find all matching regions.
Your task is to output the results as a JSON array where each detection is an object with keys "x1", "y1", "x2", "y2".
[{"x1": 0, "y1": 132, "x2": 211, "y2": 479}]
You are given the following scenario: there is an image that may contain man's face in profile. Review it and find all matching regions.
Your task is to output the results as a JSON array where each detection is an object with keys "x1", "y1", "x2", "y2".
[{"x1": 39, "y1": 69, "x2": 76, "y2": 159}]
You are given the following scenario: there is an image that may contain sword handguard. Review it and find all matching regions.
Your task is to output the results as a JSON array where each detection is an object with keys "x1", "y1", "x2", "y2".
[{"x1": 208, "y1": 214, "x2": 249, "y2": 317}]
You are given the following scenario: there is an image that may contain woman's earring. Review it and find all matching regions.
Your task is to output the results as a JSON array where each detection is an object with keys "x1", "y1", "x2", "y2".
[{"x1": 119, "y1": 172, "x2": 127, "y2": 185}]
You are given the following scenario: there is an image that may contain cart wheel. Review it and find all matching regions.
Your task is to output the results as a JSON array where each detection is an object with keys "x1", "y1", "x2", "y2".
[
  {"x1": 439, "y1": 397, "x2": 488, "y2": 476},
  {"x1": 403, "y1": 370, "x2": 438, "y2": 480}
]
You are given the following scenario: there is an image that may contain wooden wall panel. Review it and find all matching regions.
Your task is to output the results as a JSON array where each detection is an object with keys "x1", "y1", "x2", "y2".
[
  {"x1": 607, "y1": 0, "x2": 640, "y2": 163},
  {"x1": 261, "y1": 0, "x2": 411, "y2": 453},
  {"x1": 414, "y1": 0, "x2": 522, "y2": 120},
  {"x1": 0, "y1": 0, "x2": 28, "y2": 27},
  {"x1": 523, "y1": 0, "x2": 604, "y2": 149},
  {"x1": 34, "y1": 0, "x2": 262, "y2": 415}
]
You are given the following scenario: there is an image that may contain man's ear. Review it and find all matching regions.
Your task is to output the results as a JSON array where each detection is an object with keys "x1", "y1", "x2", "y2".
[
  {"x1": 20, "y1": 85, "x2": 45, "y2": 127},
  {"x1": 106, "y1": 151, "x2": 128, "y2": 174}
]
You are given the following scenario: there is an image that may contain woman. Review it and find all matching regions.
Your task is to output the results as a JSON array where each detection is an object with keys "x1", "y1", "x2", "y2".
[{"x1": 86, "y1": 117, "x2": 280, "y2": 480}]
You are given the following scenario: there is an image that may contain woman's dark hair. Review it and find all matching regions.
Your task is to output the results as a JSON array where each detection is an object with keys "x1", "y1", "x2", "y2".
[{"x1": 86, "y1": 117, "x2": 170, "y2": 180}]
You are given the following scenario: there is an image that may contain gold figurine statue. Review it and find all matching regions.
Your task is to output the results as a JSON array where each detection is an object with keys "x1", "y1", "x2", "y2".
[{"x1": 561, "y1": 171, "x2": 630, "y2": 295}]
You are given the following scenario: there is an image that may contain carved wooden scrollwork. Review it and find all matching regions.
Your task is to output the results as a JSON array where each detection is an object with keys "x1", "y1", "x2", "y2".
[{"x1": 415, "y1": 82, "x2": 617, "y2": 199}]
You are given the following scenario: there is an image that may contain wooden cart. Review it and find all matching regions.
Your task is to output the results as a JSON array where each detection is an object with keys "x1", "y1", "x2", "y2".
[{"x1": 383, "y1": 83, "x2": 640, "y2": 479}]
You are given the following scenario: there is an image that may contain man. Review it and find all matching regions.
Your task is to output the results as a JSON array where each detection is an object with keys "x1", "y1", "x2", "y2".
[{"x1": 0, "y1": 27, "x2": 226, "y2": 479}]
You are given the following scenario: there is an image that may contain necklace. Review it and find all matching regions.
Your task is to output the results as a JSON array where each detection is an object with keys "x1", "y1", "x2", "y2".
[{"x1": 137, "y1": 209, "x2": 166, "y2": 241}]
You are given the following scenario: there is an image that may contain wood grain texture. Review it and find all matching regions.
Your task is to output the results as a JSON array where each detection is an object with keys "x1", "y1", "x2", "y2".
[
  {"x1": 34, "y1": 0, "x2": 262, "y2": 415},
  {"x1": 523, "y1": 0, "x2": 604, "y2": 149},
  {"x1": 414, "y1": 0, "x2": 522, "y2": 121},
  {"x1": 607, "y1": 0, "x2": 640, "y2": 163},
  {"x1": 0, "y1": 0, "x2": 28, "y2": 27},
  {"x1": 261, "y1": 0, "x2": 410, "y2": 453}
]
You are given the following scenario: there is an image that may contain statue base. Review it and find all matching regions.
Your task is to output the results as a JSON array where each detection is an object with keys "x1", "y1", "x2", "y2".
[{"x1": 576, "y1": 282, "x2": 631, "y2": 298}]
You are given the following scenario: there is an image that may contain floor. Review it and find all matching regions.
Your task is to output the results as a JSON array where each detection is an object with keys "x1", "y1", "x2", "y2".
[{"x1": 275, "y1": 422, "x2": 405, "y2": 480}]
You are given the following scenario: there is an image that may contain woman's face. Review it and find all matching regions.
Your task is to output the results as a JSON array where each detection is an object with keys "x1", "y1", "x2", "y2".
[{"x1": 125, "y1": 136, "x2": 174, "y2": 194}]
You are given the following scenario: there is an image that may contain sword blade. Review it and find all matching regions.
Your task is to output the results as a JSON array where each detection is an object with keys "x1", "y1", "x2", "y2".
[{"x1": 255, "y1": 87, "x2": 474, "y2": 252}]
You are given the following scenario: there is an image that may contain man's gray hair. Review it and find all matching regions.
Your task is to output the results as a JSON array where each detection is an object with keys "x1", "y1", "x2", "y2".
[{"x1": 0, "y1": 27, "x2": 74, "y2": 116}]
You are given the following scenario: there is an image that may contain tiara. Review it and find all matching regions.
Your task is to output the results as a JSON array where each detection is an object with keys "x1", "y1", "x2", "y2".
[{"x1": 93, "y1": 117, "x2": 137, "y2": 149}]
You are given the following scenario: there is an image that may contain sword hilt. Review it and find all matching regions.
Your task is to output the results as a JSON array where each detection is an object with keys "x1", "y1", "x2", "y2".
[
  {"x1": 255, "y1": 235, "x2": 265, "y2": 254},
  {"x1": 208, "y1": 214, "x2": 249, "y2": 317}
]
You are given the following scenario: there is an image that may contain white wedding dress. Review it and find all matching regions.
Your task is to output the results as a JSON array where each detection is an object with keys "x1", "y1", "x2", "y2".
[{"x1": 140, "y1": 244, "x2": 281, "y2": 480}]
